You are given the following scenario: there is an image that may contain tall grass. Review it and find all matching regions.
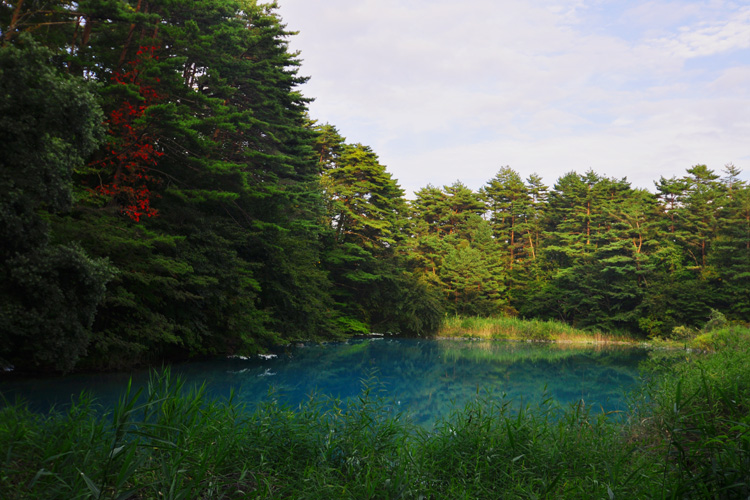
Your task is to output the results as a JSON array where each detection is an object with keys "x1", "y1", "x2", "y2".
[
  {"x1": 2, "y1": 328, "x2": 749, "y2": 498},
  {"x1": 0, "y1": 372, "x2": 415, "y2": 499},
  {"x1": 634, "y1": 327, "x2": 750, "y2": 498},
  {"x1": 438, "y1": 315, "x2": 637, "y2": 343},
  {"x1": 0, "y1": 372, "x2": 255, "y2": 499}
]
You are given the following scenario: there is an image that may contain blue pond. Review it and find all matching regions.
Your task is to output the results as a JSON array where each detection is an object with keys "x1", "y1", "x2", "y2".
[{"x1": 0, "y1": 338, "x2": 649, "y2": 427}]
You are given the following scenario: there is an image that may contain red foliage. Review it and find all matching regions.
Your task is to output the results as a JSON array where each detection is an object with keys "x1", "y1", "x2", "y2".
[{"x1": 95, "y1": 46, "x2": 163, "y2": 222}]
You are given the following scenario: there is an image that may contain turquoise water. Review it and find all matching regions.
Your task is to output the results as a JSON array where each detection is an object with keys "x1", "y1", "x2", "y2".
[{"x1": 0, "y1": 338, "x2": 649, "y2": 426}]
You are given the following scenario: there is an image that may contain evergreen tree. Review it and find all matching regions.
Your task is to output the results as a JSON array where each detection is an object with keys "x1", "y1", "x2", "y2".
[
  {"x1": 524, "y1": 173, "x2": 548, "y2": 262},
  {"x1": 0, "y1": 36, "x2": 113, "y2": 372},
  {"x1": 441, "y1": 182, "x2": 487, "y2": 238},
  {"x1": 408, "y1": 182, "x2": 510, "y2": 316},
  {"x1": 481, "y1": 166, "x2": 532, "y2": 270},
  {"x1": 438, "y1": 217, "x2": 507, "y2": 316},
  {"x1": 410, "y1": 185, "x2": 448, "y2": 237},
  {"x1": 324, "y1": 143, "x2": 407, "y2": 252},
  {"x1": 677, "y1": 165, "x2": 725, "y2": 269},
  {"x1": 655, "y1": 176, "x2": 689, "y2": 235},
  {"x1": 545, "y1": 171, "x2": 597, "y2": 268},
  {"x1": 2, "y1": 1, "x2": 338, "y2": 368},
  {"x1": 312, "y1": 124, "x2": 441, "y2": 335},
  {"x1": 536, "y1": 171, "x2": 649, "y2": 329},
  {"x1": 645, "y1": 165, "x2": 725, "y2": 330},
  {"x1": 711, "y1": 167, "x2": 750, "y2": 319}
]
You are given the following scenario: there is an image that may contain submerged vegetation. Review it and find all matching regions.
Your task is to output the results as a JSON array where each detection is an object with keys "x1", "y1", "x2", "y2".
[{"x1": 2, "y1": 327, "x2": 749, "y2": 499}]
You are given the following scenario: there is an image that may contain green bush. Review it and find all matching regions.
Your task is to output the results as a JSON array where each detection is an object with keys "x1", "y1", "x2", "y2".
[{"x1": 639, "y1": 327, "x2": 750, "y2": 498}]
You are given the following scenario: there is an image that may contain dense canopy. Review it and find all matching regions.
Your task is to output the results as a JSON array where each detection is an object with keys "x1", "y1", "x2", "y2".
[{"x1": 0, "y1": 1, "x2": 747, "y2": 372}]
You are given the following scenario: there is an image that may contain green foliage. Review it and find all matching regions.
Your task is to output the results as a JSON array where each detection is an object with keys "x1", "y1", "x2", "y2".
[
  {"x1": 440, "y1": 239, "x2": 499, "y2": 316},
  {"x1": 691, "y1": 325, "x2": 748, "y2": 351},
  {"x1": 407, "y1": 183, "x2": 512, "y2": 317},
  {"x1": 637, "y1": 326, "x2": 750, "y2": 497},
  {"x1": 49, "y1": 212, "x2": 274, "y2": 367},
  {"x1": 668, "y1": 325, "x2": 696, "y2": 341},
  {"x1": 1, "y1": 244, "x2": 115, "y2": 372},
  {"x1": 3, "y1": 0, "x2": 749, "y2": 371},
  {"x1": 368, "y1": 272, "x2": 445, "y2": 336},
  {"x1": 481, "y1": 166, "x2": 534, "y2": 268},
  {"x1": 1, "y1": 1, "x2": 356, "y2": 371},
  {"x1": 0, "y1": 36, "x2": 113, "y2": 372},
  {"x1": 403, "y1": 163, "x2": 749, "y2": 337},
  {"x1": 0, "y1": 34, "x2": 104, "y2": 213},
  {"x1": 711, "y1": 176, "x2": 750, "y2": 319},
  {"x1": 0, "y1": 371, "x2": 415, "y2": 499},
  {"x1": 415, "y1": 396, "x2": 656, "y2": 498},
  {"x1": 311, "y1": 123, "x2": 431, "y2": 336},
  {"x1": 7, "y1": 344, "x2": 750, "y2": 499},
  {"x1": 322, "y1": 140, "x2": 408, "y2": 251},
  {"x1": 653, "y1": 308, "x2": 738, "y2": 345},
  {"x1": 703, "y1": 308, "x2": 729, "y2": 332}
]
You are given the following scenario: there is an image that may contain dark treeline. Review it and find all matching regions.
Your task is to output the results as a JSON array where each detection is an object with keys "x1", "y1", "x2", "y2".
[{"x1": 1, "y1": 1, "x2": 747, "y2": 373}]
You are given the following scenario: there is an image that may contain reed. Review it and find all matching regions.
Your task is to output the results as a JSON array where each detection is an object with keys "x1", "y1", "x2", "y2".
[
  {"x1": 633, "y1": 326, "x2": 750, "y2": 498},
  {"x1": 1, "y1": 328, "x2": 749, "y2": 498},
  {"x1": 438, "y1": 315, "x2": 638, "y2": 343}
]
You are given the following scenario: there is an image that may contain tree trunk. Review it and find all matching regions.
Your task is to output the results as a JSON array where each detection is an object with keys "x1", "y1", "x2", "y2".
[
  {"x1": 118, "y1": 0, "x2": 143, "y2": 68},
  {"x1": 510, "y1": 214, "x2": 515, "y2": 270},
  {"x1": 586, "y1": 200, "x2": 591, "y2": 246},
  {"x1": 3, "y1": 0, "x2": 24, "y2": 43},
  {"x1": 526, "y1": 231, "x2": 536, "y2": 261}
]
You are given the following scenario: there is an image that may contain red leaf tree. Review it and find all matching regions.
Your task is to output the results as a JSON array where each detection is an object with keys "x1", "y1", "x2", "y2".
[{"x1": 95, "y1": 46, "x2": 163, "y2": 222}]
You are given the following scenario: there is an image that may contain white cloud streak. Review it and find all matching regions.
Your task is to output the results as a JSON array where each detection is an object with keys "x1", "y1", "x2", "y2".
[{"x1": 653, "y1": 6, "x2": 750, "y2": 58}]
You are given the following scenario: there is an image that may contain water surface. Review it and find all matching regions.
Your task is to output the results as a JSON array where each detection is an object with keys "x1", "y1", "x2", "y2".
[{"x1": 0, "y1": 338, "x2": 648, "y2": 426}]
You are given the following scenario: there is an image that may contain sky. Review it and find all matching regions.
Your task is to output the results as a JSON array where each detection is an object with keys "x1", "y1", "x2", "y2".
[{"x1": 276, "y1": 0, "x2": 750, "y2": 197}]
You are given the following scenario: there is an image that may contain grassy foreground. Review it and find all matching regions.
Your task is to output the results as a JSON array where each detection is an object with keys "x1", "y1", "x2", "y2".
[
  {"x1": 437, "y1": 315, "x2": 638, "y2": 343},
  {"x1": 1, "y1": 329, "x2": 749, "y2": 499}
]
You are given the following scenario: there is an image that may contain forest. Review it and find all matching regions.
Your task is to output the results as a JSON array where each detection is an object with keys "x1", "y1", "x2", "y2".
[{"x1": 2, "y1": 0, "x2": 749, "y2": 374}]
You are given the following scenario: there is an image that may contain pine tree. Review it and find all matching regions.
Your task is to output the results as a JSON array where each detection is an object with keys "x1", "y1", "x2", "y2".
[
  {"x1": 677, "y1": 165, "x2": 725, "y2": 269},
  {"x1": 481, "y1": 166, "x2": 532, "y2": 270},
  {"x1": 441, "y1": 181, "x2": 487, "y2": 238},
  {"x1": 2, "y1": 1, "x2": 340, "y2": 368},
  {"x1": 323, "y1": 143, "x2": 407, "y2": 252},
  {"x1": 410, "y1": 185, "x2": 448, "y2": 237},
  {"x1": 311, "y1": 125, "x2": 440, "y2": 334},
  {"x1": 655, "y1": 176, "x2": 688, "y2": 235},
  {"x1": 537, "y1": 171, "x2": 651, "y2": 329},
  {"x1": 711, "y1": 167, "x2": 750, "y2": 319},
  {"x1": 524, "y1": 173, "x2": 548, "y2": 262}
]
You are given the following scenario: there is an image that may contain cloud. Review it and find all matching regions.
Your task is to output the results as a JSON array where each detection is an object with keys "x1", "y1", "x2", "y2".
[
  {"x1": 651, "y1": 6, "x2": 750, "y2": 58},
  {"x1": 709, "y1": 65, "x2": 750, "y2": 95},
  {"x1": 277, "y1": 0, "x2": 750, "y2": 196}
]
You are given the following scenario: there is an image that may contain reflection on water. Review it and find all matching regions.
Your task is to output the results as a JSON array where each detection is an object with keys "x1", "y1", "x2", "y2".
[{"x1": 0, "y1": 339, "x2": 649, "y2": 427}]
